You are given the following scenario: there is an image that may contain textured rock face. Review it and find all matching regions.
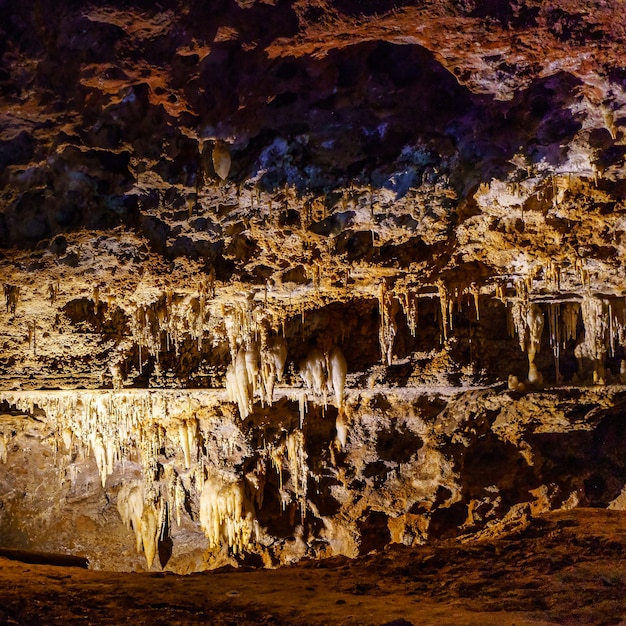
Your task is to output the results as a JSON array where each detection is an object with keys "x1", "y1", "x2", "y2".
[
  {"x1": 1, "y1": 0, "x2": 626, "y2": 570},
  {"x1": 3, "y1": 386, "x2": 626, "y2": 572}
]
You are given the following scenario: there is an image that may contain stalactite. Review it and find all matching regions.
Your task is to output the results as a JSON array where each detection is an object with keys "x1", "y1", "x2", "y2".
[
  {"x1": 547, "y1": 303, "x2": 561, "y2": 383},
  {"x1": 199, "y1": 475, "x2": 256, "y2": 554},
  {"x1": 260, "y1": 335, "x2": 288, "y2": 405},
  {"x1": 379, "y1": 282, "x2": 398, "y2": 363},
  {"x1": 398, "y1": 288, "x2": 419, "y2": 337},
  {"x1": 575, "y1": 258, "x2": 590, "y2": 289},
  {"x1": 526, "y1": 304, "x2": 544, "y2": 384},
  {"x1": 471, "y1": 284, "x2": 480, "y2": 321},
  {"x1": 117, "y1": 482, "x2": 145, "y2": 555},
  {"x1": 326, "y1": 346, "x2": 347, "y2": 409},
  {"x1": 545, "y1": 261, "x2": 560, "y2": 291},
  {"x1": 244, "y1": 340, "x2": 261, "y2": 398},
  {"x1": 89, "y1": 432, "x2": 108, "y2": 487},
  {"x1": 179, "y1": 418, "x2": 197, "y2": 469},
  {"x1": 226, "y1": 345, "x2": 252, "y2": 419},
  {"x1": 495, "y1": 282, "x2": 506, "y2": 303},
  {"x1": 437, "y1": 282, "x2": 450, "y2": 343},
  {"x1": 116, "y1": 479, "x2": 167, "y2": 569},
  {"x1": 510, "y1": 300, "x2": 529, "y2": 352},
  {"x1": 563, "y1": 303, "x2": 580, "y2": 343},
  {"x1": 173, "y1": 475, "x2": 186, "y2": 527},
  {"x1": 0, "y1": 434, "x2": 7, "y2": 463},
  {"x1": 245, "y1": 457, "x2": 266, "y2": 511},
  {"x1": 3, "y1": 284, "x2": 19, "y2": 314},
  {"x1": 607, "y1": 298, "x2": 626, "y2": 358},
  {"x1": 267, "y1": 440, "x2": 285, "y2": 492},
  {"x1": 580, "y1": 296, "x2": 608, "y2": 384},
  {"x1": 298, "y1": 390, "x2": 307, "y2": 429},
  {"x1": 299, "y1": 348, "x2": 327, "y2": 399},
  {"x1": 212, "y1": 141, "x2": 231, "y2": 180},
  {"x1": 61, "y1": 427, "x2": 73, "y2": 452},
  {"x1": 286, "y1": 429, "x2": 308, "y2": 521}
]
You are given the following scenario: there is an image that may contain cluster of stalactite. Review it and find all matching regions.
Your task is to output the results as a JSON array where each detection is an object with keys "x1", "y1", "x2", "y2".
[{"x1": 0, "y1": 390, "x2": 311, "y2": 569}]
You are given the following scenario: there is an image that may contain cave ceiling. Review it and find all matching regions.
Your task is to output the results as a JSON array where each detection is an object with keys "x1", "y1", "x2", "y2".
[{"x1": 1, "y1": 0, "x2": 625, "y2": 391}]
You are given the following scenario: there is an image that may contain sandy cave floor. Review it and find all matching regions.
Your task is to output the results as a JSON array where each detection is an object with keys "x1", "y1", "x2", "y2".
[{"x1": 1, "y1": 509, "x2": 626, "y2": 625}]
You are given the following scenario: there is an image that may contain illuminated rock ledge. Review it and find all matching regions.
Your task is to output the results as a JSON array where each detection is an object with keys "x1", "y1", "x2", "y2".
[{"x1": 2, "y1": 385, "x2": 626, "y2": 572}]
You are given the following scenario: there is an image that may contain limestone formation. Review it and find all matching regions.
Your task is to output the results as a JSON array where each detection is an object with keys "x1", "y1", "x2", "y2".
[{"x1": 1, "y1": 0, "x2": 626, "y2": 574}]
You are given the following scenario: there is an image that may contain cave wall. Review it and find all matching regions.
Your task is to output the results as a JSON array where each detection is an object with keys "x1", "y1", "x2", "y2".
[
  {"x1": 2, "y1": 0, "x2": 626, "y2": 570},
  {"x1": 2, "y1": 387, "x2": 626, "y2": 572}
]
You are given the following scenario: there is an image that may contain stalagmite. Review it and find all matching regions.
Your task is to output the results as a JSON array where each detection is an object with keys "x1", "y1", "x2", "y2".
[{"x1": 3, "y1": 284, "x2": 19, "y2": 314}]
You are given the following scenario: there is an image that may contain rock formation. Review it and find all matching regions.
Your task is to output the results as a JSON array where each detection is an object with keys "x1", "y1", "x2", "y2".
[{"x1": 1, "y1": 0, "x2": 626, "y2": 572}]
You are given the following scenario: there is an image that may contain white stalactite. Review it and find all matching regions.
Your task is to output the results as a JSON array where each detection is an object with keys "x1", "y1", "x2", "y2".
[
  {"x1": 580, "y1": 296, "x2": 609, "y2": 384},
  {"x1": 261, "y1": 336, "x2": 288, "y2": 404},
  {"x1": 199, "y1": 475, "x2": 255, "y2": 554},
  {"x1": 212, "y1": 142, "x2": 231, "y2": 180},
  {"x1": 398, "y1": 288, "x2": 418, "y2": 337},
  {"x1": 563, "y1": 303, "x2": 580, "y2": 343},
  {"x1": 286, "y1": 429, "x2": 308, "y2": 519},
  {"x1": 226, "y1": 345, "x2": 253, "y2": 419},
  {"x1": 526, "y1": 304, "x2": 544, "y2": 384},
  {"x1": 335, "y1": 412, "x2": 348, "y2": 450},
  {"x1": 118, "y1": 481, "x2": 163, "y2": 568},
  {"x1": 245, "y1": 340, "x2": 261, "y2": 398},
  {"x1": 299, "y1": 348, "x2": 327, "y2": 397},
  {"x1": 326, "y1": 346, "x2": 347, "y2": 409},
  {"x1": 547, "y1": 304, "x2": 561, "y2": 383}
]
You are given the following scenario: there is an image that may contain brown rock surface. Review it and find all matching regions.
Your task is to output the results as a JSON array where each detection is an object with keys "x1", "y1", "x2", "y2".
[
  {"x1": 1, "y1": 508, "x2": 626, "y2": 624},
  {"x1": 2, "y1": 1, "x2": 626, "y2": 617}
]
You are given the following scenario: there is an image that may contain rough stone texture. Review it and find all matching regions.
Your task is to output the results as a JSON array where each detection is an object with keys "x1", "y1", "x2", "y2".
[
  {"x1": 2, "y1": 386, "x2": 626, "y2": 573},
  {"x1": 2, "y1": 0, "x2": 626, "y2": 573},
  {"x1": 2, "y1": 508, "x2": 626, "y2": 625}
]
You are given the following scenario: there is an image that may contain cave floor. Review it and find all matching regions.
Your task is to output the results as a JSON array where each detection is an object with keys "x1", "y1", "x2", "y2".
[{"x1": 0, "y1": 509, "x2": 624, "y2": 625}]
